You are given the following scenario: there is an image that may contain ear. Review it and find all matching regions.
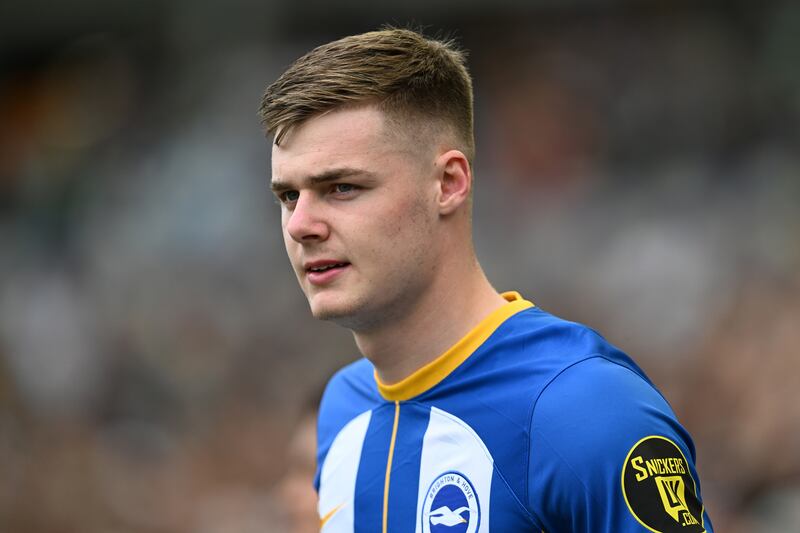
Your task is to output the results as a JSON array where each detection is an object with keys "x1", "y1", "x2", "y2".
[{"x1": 435, "y1": 149, "x2": 472, "y2": 216}]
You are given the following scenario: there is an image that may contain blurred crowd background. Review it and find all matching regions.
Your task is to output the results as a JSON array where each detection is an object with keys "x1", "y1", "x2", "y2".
[{"x1": 1, "y1": 0, "x2": 799, "y2": 532}]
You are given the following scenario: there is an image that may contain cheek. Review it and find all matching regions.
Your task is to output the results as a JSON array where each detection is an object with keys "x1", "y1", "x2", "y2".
[{"x1": 376, "y1": 192, "x2": 435, "y2": 253}]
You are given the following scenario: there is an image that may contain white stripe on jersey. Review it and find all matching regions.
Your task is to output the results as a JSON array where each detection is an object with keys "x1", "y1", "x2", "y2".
[
  {"x1": 319, "y1": 410, "x2": 372, "y2": 532},
  {"x1": 416, "y1": 407, "x2": 495, "y2": 533}
]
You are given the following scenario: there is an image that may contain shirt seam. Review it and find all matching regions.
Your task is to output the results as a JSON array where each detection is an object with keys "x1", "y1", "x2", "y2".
[
  {"x1": 404, "y1": 400, "x2": 543, "y2": 530},
  {"x1": 524, "y1": 354, "x2": 656, "y2": 512}
]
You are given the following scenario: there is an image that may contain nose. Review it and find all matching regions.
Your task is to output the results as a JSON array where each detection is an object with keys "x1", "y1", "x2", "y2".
[{"x1": 284, "y1": 193, "x2": 330, "y2": 243}]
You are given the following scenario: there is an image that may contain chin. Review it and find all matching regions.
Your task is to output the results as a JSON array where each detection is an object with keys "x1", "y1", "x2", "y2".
[
  {"x1": 308, "y1": 294, "x2": 376, "y2": 330},
  {"x1": 308, "y1": 293, "x2": 356, "y2": 320}
]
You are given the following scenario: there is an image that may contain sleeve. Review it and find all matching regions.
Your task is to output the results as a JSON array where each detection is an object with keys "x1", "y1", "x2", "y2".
[{"x1": 527, "y1": 356, "x2": 714, "y2": 532}]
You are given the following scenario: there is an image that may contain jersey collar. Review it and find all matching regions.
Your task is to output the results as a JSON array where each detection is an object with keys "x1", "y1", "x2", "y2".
[{"x1": 375, "y1": 291, "x2": 534, "y2": 401}]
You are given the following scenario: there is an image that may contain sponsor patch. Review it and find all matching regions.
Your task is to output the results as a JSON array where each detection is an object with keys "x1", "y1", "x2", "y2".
[
  {"x1": 622, "y1": 436, "x2": 706, "y2": 532},
  {"x1": 421, "y1": 471, "x2": 480, "y2": 533}
]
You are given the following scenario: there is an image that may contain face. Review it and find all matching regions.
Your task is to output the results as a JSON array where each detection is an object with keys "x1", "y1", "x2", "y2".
[{"x1": 271, "y1": 105, "x2": 442, "y2": 331}]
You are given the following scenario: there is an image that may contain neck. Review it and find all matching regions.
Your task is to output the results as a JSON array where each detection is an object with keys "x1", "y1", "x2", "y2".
[{"x1": 352, "y1": 257, "x2": 507, "y2": 385}]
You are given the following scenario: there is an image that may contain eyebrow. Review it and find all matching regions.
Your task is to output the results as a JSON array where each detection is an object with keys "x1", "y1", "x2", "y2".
[{"x1": 270, "y1": 168, "x2": 370, "y2": 193}]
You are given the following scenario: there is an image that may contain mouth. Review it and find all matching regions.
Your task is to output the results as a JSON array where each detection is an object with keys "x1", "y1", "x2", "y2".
[
  {"x1": 304, "y1": 260, "x2": 351, "y2": 285},
  {"x1": 307, "y1": 262, "x2": 349, "y2": 273}
]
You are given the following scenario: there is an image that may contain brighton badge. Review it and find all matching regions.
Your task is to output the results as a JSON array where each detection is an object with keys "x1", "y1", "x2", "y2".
[{"x1": 421, "y1": 471, "x2": 480, "y2": 533}]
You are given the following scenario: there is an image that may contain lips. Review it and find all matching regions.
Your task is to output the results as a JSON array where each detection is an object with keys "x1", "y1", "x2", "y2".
[
  {"x1": 304, "y1": 260, "x2": 351, "y2": 285},
  {"x1": 308, "y1": 262, "x2": 348, "y2": 273}
]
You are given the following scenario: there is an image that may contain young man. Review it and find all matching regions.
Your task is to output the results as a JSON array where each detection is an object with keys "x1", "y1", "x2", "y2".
[{"x1": 261, "y1": 28, "x2": 713, "y2": 533}]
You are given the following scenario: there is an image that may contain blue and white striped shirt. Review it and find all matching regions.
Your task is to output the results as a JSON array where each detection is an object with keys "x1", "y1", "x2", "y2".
[{"x1": 315, "y1": 292, "x2": 713, "y2": 532}]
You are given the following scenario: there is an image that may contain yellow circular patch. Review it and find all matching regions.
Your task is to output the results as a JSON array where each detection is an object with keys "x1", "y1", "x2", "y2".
[{"x1": 621, "y1": 436, "x2": 706, "y2": 532}]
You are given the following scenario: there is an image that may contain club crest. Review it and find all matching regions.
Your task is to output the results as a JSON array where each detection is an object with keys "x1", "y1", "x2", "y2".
[{"x1": 421, "y1": 471, "x2": 480, "y2": 533}]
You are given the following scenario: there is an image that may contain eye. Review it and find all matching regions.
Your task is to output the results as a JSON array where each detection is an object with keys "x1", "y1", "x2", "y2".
[
  {"x1": 278, "y1": 190, "x2": 300, "y2": 204},
  {"x1": 332, "y1": 183, "x2": 357, "y2": 194}
]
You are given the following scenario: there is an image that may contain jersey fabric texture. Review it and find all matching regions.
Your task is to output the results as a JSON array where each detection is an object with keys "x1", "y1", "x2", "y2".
[{"x1": 315, "y1": 292, "x2": 713, "y2": 533}]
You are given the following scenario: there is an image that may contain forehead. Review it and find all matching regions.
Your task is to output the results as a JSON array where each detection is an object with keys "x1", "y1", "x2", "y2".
[{"x1": 271, "y1": 106, "x2": 397, "y2": 180}]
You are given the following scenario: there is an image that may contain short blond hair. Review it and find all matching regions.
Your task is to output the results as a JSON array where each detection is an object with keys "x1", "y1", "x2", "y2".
[{"x1": 259, "y1": 28, "x2": 474, "y2": 162}]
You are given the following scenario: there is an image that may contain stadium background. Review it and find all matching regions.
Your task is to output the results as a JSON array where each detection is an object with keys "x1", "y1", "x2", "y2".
[{"x1": 1, "y1": 0, "x2": 798, "y2": 531}]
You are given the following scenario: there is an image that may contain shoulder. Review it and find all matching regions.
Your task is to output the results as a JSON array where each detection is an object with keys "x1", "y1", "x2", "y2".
[
  {"x1": 531, "y1": 356, "x2": 680, "y2": 458},
  {"x1": 318, "y1": 357, "x2": 379, "y2": 437},
  {"x1": 322, "y1": 357, "x2": 376, "y2": 403},
  {"x1": 315, "y1": 357, "x2": 382, "y2": 490},
  {"x1": 527, "y1": 357, "x2": 710, "y2": 531},
  {"x1": 495, "y1": 306, "x2": 629, "y2": 362},
  {"x1": 473, "y1": 306, "x2": 652, "y2": 393}
]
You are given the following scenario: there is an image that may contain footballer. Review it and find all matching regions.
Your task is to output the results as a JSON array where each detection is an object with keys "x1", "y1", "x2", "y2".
[{"x1": 260, "y1": 28, "x2": 713, "y2": 533}]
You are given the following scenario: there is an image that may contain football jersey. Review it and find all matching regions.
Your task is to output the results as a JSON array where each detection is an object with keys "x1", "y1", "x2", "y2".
[{"x1": 315, "y1": 292, "x2": 713, "y2": 532}]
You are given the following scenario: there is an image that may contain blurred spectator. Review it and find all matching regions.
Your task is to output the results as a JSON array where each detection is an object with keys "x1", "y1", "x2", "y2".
[{"x1": 277, "y1": 390, "x2": 323, "y2": 533}]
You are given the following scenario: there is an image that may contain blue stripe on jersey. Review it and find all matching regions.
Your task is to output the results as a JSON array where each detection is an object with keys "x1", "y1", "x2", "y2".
[
  {"x1": 354, "y1": 402, "x2": 395, "y2": 533},
  {"x1": 490, "y1": 464, "x2": 542, "y2": 530},
  {"x1": 387, "y1": 403, "x2": 430, "y2": 531}
]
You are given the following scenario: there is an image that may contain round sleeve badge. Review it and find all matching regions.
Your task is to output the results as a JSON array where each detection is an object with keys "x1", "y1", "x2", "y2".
[{"x1": 621, "y1": 436, "x2": 707, "y2": 532}]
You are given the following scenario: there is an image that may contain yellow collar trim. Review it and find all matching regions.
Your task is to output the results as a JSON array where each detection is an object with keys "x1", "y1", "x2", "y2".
[{"x1": 375, "y1": 291, "x2": 534, "y2": 401}]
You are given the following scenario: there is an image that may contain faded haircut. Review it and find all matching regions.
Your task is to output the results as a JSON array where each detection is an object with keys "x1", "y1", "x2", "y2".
[{"x1": 259, "y1": 28, "x2": 475, "y2": 163}]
